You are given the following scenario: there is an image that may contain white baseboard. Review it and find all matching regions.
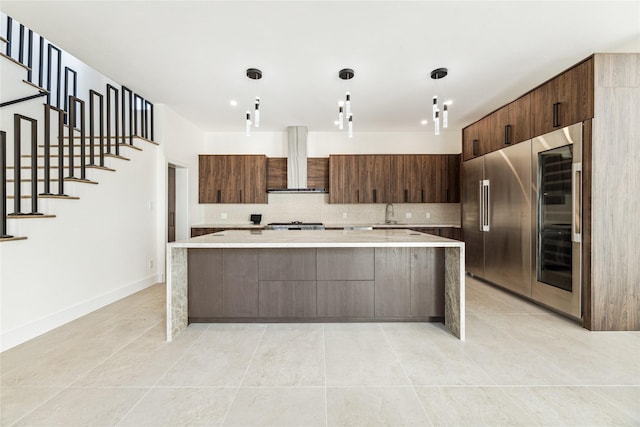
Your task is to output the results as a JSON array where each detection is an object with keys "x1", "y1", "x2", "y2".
[{"x1": 0, "y1": 274, "x2": 162, "y2": 352}]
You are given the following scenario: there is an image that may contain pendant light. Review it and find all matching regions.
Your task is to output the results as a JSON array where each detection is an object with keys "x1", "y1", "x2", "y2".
[
  {"x1": 338, "y1": 68, "x2": 355, "y2": 138},
  {"x1": 430, "y1": 67, "x2": 449, "y2": 135},
  {"x1": 246, "y1": 68, "x2": 262, "y2": 135}
]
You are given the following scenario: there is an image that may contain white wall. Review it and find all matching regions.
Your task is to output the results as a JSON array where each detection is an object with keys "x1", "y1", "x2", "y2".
[{"x1": 206, "y1": 129, "x2": 461, "y2": 156}]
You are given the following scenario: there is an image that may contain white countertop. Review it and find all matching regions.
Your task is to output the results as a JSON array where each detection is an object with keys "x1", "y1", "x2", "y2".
[
  {"x1": 191, "y1": 223, "x2": 461, "y2": 229},
  {"x1": 171, "y1": 229, "x2": 463, "y2": 249}
]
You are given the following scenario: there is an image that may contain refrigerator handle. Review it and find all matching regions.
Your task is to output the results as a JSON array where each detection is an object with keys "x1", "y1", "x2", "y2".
[
  {"x1": 572, "y1": 162, "x2": 582, "y2": 243},
  {"x1": 479, "y1": 180, "x2": 484, "y2": 231},
  {"x1": 481, "y1": 179, "x2": 490, "y2": 232}
]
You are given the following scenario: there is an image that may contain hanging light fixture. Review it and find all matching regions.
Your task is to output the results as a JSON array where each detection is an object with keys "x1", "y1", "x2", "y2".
[
  {"x1": 338, "y1": 68, "x2": 355, "y2": 138},
  {"x1": 430, "y1": 67, "x2": 449, "y2": 135},
  {"x1": 246, "y1": 68, "x2": 262, "y2": 135}
]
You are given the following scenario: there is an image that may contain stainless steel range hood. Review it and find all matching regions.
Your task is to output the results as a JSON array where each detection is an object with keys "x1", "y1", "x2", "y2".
[{"x1": 268, "y1": 126, "x2": 327, "y2": 193}]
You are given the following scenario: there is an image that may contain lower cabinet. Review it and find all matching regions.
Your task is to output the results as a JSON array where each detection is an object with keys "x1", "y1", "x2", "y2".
[
  {"x1": 258, "y1": 281, "x2": 317, "y2": 317},
  {"x1": 317, "y1": 281, "x2": 375, "y2": 317},
  {"x1": 188, "y1": 247, "x2": 445, "y2": 321}
]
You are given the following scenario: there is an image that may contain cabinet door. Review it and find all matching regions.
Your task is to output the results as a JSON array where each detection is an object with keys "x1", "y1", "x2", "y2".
[
  {"x1": 462, "y1": 123, "x2": 477, "y2": 161},
  {"x1": 245, "y1": 155, "x2": 267, "y2": 203},
  {"x1": 410, "y1": 248, "x2": 445, "y2": 317},
  {"x1": 198, "y1": 155, "x2": 220, "y2": 203},
  {"x1": 374, "y1": 247, "x2": 411, "y2": 317},
  {"x1": 531, "y1": 79, "x2": 557, "y2": 136},
  {"x1": 307, "y1": 158, "x2": 329, "y2": 190},
  {"x1": 509, "y1": 93, "x2": 532, "y2": 143},
  {"x1": 446, "y1": 154, "x2": 461, "y2": 202},
  {"x1": 358, "y1": 155, "x2": 376, "y2": 203},
  {"x1": 223, "y1": 249, "x2": 259, "y2": 317},
  {"x1": 403, "y1": 155, "x2": 423, "y2": 203},
  {"x1": 329, "y1": 155, "x2": 358, "y2": 203},
  {"x1": 267, "y1": 157, "x2": 287, "y2": 189},
  {"x1": 489, "y1": 107, "x2": 510, "y2": 152},
  {"x1": 462, "y1": 120, "x2": 490, "y2": 160},
  {"x1": 188, "y1": 248, "x2": 223, "y2": 318},
  {"x1": 388, "y1": 155, "x2": 405, "y2": 203}
]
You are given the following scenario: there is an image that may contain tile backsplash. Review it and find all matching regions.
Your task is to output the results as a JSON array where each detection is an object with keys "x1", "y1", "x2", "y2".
[{"x1": 200, "y1": 193, "x2": 460, "y2": 226}]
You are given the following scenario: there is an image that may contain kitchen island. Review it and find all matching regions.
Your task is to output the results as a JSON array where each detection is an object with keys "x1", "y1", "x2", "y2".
[{"x1": 167, "y1": 229, "x2": 465, "y2": 340}]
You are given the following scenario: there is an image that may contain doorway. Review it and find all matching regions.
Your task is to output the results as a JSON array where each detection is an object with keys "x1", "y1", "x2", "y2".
[{"x1": 168, "y1": 165, "x2": 176, "y2": 242}]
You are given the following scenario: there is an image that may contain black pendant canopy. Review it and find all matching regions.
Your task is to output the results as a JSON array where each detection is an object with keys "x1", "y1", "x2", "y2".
[
  {"x1": 339, "y1": 68, "x2": 355, "y2": 80},
  {"x1": 430, "y1": 68, "x2": 448, "y2": 80},
  {"x1": 246, "y1": 68, "x2": 262, "y2": 80}
]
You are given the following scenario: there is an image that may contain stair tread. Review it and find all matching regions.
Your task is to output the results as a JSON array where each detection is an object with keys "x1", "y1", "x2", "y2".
[
  {"x1": 0, "y1": 236, "x2": 28, "y2": 242},
  {"x1": 41, "y1": 144, "x2": 141, "y2": 152},
  {"x1": 6, "y1": 214, "x2": 56, "y2": 219},
  {"x1": 64, "y1": 177, "x2": 98, "y2": 184},
  {"x1": 22, "y1": 79, "x2": 48, "y2": 93},
  {"x1": 0, "y1": 52, "x2": 30, "y2": 71},
  {"x1": 86, "y1": 165, "x2": 116, "y2": 172}
]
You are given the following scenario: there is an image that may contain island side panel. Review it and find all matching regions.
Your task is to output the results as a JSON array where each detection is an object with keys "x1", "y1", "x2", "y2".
[
  {"x1": 410, "y1": 247, "x2": 445, "y2": 318},
  {"x1": 167, "y1": 246, "x2": 188, "y2": 341},
  {"x1": 444, "y1": 246, "x2": 465, "y2": 340}
]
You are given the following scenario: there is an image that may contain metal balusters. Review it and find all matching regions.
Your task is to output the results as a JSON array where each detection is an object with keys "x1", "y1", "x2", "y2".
[
  {"x1": 148, "y1": 100, "x2": 154, "y2": 141},
  {"x1": 121, "y1": 86, "x2": 133, "y2": 145},
  {"x1": 47, "y1": 44, "x2": 62, "y2": 108},
  {"x1": 106, "y1": 84, "x2": 120, "y2": 156},
  {"x1": 18, "y1": 23, "x2": 24, "y2": 63},
  {"x1": 63, "y1": 67, "x2": 77, "y2": 124},
  {"x1": 26, "y1": 29, "x2": 33, "y2": 83},
  {"x1": 41, "y1": 105, "x2": 67, "y2": 196},
  {"x1": 89, "y1": 90, "x2": 104, "y2": 166},
  {"x1": 11, "y1": 115, "x2": 41, "y2": 215},
  {"x1": 0, "y1": 131, "x2": 12, "y2": 238},
  {"x1": 5, "y1": 16, "x2": 12, "y2": 56},
  {"x1": 67, "y1": 96, "x2": 86, "y2": 180},
  {"x1": 38, "y1": 36, "x2": 44, "y2": 88}
]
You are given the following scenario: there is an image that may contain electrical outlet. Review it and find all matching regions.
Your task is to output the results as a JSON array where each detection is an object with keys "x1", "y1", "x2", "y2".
[
  {"x1": 220, "y1": 213, "x2": 228, "y2": 219},
  {"x1": 405, "y1": 212, "x2": 412, "y2": 219},
  {"x1": 342, "y1": 212, "x2": 348, "y2": 219},
  {"x1": 148, "y1": 259, "x2": 154, "y2": 269},
  {"x1": 426, "y1": 212, "x2": 431, "y2": 219}
]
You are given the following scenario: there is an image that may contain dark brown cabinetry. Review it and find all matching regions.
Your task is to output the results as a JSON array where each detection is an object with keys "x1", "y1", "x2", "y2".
[
  {"x1": 462, "y1": 120, "x2": 492, "y2": 161},
  {"x1": 329, "y1": 154, "x2": 461, "y2": 204},
  {"x1": 489, "y1": 94, "x2": 532, "y2": 151},
  {"x1": 531, "y1": 58, "x2": 594, "y2": 136},
  {"x1": 199, "y1": 155, "x2": 267, "y2": 204}
]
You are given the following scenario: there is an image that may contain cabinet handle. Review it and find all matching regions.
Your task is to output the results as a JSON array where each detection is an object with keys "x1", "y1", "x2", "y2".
[
  {"x1": 504, "y1": 125, "x2": 512, "y2": 145},
  {"x1": 472, "y1": 139, "x2": 479, "y2": 156},
  {"x1": 421, "y1": 189, "x2": 424, "y2": 203},
  {"x1": 446, "y1": 189, "x2": 450, "y2": 202},
  {"x1": 216, "y1": 189, "x2": 221, "y2": 203},
  {"x1": 404, "y1": 189, "x2": 408, "y2": 203},
  {"x1": 553, "y1": 102, "x2": 561, "y2": 127},
  {"x1": 239, "y1": 189, "x2": 243, "y2": 203},
  {"x1": 373, "y1": 189, "x2": 377, "y2": 203},
  {"x1": 356, "y1": 189, "x2": 359, "y2": 203}
]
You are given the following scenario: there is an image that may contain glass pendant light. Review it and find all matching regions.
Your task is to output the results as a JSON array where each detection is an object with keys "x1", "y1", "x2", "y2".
[
  {"x1": 430, "y1": 68, "x2": 449, "y2": 136},
  {"x1": 245, "y1": 111, "x2": 251, "y2": 136},
  {"x1": 245, "y1": 68, "x2": 262, "y2": 134},
  {"x1": 338, "y1": 68, "x2": 355, "y2": 137},
  {"x1": 254, "y1": 97, "x2": 260, "y2": 128}
]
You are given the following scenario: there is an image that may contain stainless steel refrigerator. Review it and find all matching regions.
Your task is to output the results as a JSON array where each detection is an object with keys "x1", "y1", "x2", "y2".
[
  {"x1": 463, "y1": 123, "x2": 583, "y2": 318},
  {"x1": 462, "y1": 141, "x2": 532, "y2": 298}
]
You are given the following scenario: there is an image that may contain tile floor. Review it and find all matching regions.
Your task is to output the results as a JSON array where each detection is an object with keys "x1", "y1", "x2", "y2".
[{"x1": 1, "y1": 277, "x2": 639, "y2": 426}]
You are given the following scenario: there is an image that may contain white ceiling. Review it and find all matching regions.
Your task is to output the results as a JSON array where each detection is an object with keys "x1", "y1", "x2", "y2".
[{"x1": 3, "y1": 1, "x2": 639, "y2": 133}]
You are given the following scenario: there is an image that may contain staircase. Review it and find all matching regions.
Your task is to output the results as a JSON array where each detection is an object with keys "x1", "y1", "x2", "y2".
[{"x1": 1, "y1": 13, "x2": 156, "y2": 242}]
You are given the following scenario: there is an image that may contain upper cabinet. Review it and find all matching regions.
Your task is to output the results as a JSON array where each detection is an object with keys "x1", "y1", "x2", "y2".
[
  {"x1": 531, "y1": 58, "x2": 594, "y2": 136},
  {"x1": 329, "y1": 154, "x2": 461, "y2": 204},
  {"x1": 462, "y1": 119, "x2": 492, "y2": 161},
  {"x1": 464, "y1": 57, "x2": 594, "y2": 162},
  {"x1": 199, "y1": 155, "x2": 267, "y2": 204}
]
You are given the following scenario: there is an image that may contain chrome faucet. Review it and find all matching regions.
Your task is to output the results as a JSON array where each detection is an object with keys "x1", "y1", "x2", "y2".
[{"x1": 385, "y1": 203, "x2": 395, "y2": 224}]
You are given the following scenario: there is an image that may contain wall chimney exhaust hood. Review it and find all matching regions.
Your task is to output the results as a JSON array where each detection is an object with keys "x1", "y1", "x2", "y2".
[{"x1": 268, "y1": 126, "x2": 327, "y2": 193}]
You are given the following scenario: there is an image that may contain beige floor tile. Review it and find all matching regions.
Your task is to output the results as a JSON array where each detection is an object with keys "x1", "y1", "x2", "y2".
[
  {"x1": 381, "y1": 323, "x2": 495, "y2": 385},
  {"x1": 73, "y1": 322, "x2": 204, "y2": 387},
  {"x1": 118, "y1": 387, "x2": 236, "y2": 427},
  {"x1": 415, "y1": 386, "x2": 536, "y2": 426},
  {"x1": 327, "y1": 386, "x2": 430, "y2": 427},
  {"x1": 589, "y1": 386, "x2": 640, "y2": 423},
  {"x1": 324, "y1": 324, "x2": 408, "y2": 386},
  {"x1": 506, "y1": 386, "x2": 638, "y2": 426},
  {"x1": 242, "y1": 323, "x2": 325, "y2": 386},
  {"x1": 223, "y1": 387, "x2": 326, "y2": 427},
  {"x1": 0, "y1": 386, "x2": 64, "y2": 426},
  {"x1": 13, "y1": 386, "x2": 148, "y2": 426},
  {"x1": 158, "y1": 324, "x2": 266, "y2": 386}
]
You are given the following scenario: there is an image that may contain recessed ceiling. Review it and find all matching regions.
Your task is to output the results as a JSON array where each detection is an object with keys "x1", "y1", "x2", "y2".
[{"x1": 3, "y1": 1, "x2": 639, "y2": 133}]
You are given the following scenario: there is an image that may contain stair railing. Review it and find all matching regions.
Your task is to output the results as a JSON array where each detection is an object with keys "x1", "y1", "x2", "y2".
[
  {"x1": 67, "y1": 96, "x2": 87, "y2": 181},
  {"x1": 89, "y1": 90, "x2": 105, "y2": 167}
]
